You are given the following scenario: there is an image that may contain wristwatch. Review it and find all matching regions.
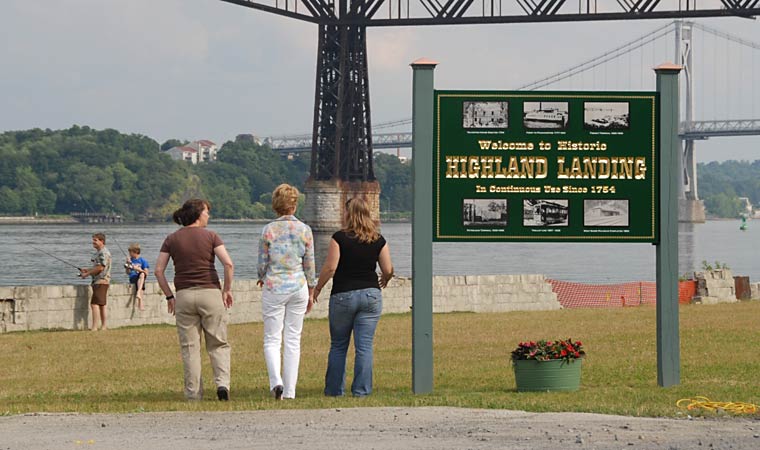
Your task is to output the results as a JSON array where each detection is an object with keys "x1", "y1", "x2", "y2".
[{"x1": 165, "y1": 294, "x2": 175, "y2": 301}]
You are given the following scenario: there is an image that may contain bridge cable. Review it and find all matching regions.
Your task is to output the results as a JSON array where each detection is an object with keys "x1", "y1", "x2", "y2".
[
  {"x1": 692, "y1": 22, "x2": 760, "y2": 51},
  {"x1": 517, "y1": 21, "x2": 675, "y2": 90}
]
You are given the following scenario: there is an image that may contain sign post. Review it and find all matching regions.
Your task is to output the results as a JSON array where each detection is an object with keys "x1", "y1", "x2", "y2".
[
  {"x1": 409, "y1": 61, "x2": 679, "y2": 391},
  {"x1": 655, "y1": 63, "x2": 683, "y2": 387},
  {"x1": 410, "y1": 58, "x2": 437, "y2": 394}
]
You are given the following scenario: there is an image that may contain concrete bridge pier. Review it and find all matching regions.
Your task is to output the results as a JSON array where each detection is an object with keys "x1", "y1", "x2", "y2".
[
  {"x1": 302, "y1": 179, "x2": 380, "y2": 232},
  {"x1": 679, "y1": 140, "x2": 706, "y2": 223},
  {"x1": 679, "y1": 198, "x2": 706, "y2": 223}
]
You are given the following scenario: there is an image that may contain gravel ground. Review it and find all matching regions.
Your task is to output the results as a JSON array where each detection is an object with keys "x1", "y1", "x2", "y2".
[{"x1": 1, "y1": 407, "x2": 759, "y2": 450}]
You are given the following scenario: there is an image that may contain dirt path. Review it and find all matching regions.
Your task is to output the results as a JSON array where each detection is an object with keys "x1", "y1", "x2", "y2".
[{"x1": 1, "y1": 407, "x2": 759, "y2": 449}]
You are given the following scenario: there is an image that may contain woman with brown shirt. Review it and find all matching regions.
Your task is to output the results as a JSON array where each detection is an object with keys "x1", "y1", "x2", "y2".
[{"x1": 154, "y1": 199, "x2": 234, "y2": 401}]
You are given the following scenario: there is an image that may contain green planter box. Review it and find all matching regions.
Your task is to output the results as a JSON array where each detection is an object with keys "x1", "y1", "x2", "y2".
[{"x1": 512, "y1": 359, "x2": 583, "y2": 392}]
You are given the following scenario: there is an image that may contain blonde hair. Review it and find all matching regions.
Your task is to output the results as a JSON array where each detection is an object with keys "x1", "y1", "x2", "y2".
[
  {"x1": 128, "y1": 243, "x2": 141, "y2": 254},
  {"x1": 343, "y1": 197, "x2": 380, "y2": 243},
  {"x1": 272, "y1": 184, "x2": 299, "y2": 216}
]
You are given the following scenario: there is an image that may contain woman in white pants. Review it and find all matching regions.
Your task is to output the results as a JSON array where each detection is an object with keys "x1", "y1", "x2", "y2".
[{"x1": 257, "y1": 184, "x2": 316, "y2": 399}]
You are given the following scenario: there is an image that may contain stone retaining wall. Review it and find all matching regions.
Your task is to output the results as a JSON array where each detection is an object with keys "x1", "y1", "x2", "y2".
[{"x1": 0, "y1": 275, "x2": 560, "y2": 333}]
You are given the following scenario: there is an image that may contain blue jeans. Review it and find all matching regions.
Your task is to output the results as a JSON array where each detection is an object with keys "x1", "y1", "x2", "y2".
[{"x1": 324, "y1": 287, "x2": 382, "y2": 397}]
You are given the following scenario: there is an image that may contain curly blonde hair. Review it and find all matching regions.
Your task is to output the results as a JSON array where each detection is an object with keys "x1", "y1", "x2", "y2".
[
  {"x1": 343, "y1": 197, "x2": 380, "y2": 243},
  {"x1": 272, "y1": 184, "x2": 300, "y2": 216}
]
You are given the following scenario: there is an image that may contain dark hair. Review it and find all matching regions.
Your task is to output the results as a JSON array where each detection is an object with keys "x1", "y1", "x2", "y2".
[
  {"x1": 172, "y1": 199, "x2": 211, "y2": 226},
  {"x1": 92, "y1": 232, "x2": 106, "y2": 244}
]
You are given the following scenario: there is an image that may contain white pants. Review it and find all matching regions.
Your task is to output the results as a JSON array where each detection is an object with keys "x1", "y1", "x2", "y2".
[{"x1": 262, "y1": 283, "x2": 309, "y2": 399}]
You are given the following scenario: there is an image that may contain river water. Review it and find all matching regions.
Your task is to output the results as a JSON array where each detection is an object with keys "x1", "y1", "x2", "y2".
[{"x1": 1, "y1": 220, "x2": 757, "y2": 286}]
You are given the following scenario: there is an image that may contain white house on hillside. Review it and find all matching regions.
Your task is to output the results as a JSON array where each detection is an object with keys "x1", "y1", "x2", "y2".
[
  {"x1": 189, "y1": 140, "x2": 218, "y2": 162},
  {"x1": 165, "y1": 146, "x2": 198, "y2": 164},
  {"x1": 165, "y1": 140, "x2": 218, "y2": 164}
]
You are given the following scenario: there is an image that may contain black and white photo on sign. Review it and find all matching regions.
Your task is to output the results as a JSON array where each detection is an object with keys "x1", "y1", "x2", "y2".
[
  {"x1": 523, "y1": 199, "x2": 569, "y2": 227},
  {"x1": 583, "y1": 199, "x2": 630, "y2": 227},
  {"x1": 462, "y1": 199, "x2": 508, "y2": 227},
  {"x1": 462, "y1": 101, "x2": 509, "y2": 129},
  {"x1": 584, "y1": 102, "x2": 630, "y2": 130},
  {"x1": 523, "y1": 101, "x2": 569, "y2": 130}
]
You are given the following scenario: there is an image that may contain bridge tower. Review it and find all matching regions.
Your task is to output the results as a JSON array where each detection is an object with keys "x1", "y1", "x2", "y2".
[
  {"x1": 676, "y1": 21, "x2": 706, "y2": 223},
  {"x1": 302, "y1": 23, "x2": 379, "y2": 231}
]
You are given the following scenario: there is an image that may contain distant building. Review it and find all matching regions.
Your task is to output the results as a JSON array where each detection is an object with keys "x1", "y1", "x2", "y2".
[
  {"x1": 165, "y1": 146, "x2": 198, "y2": 164},
  {"x1": 165, "y1": 140, "x2": 218, "y2": 164},
  {"x1": 188, "y1": 140, "x2": 218, "y2": 162},
  {"x1": 738, "y1": 197, "x2": 753, "y2": 217},
  {"x1": 236, "y1": 134, "x2": 262, "y2": 144}
]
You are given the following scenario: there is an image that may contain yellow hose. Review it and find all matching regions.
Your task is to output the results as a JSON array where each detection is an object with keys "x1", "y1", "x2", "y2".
[{"x1": 676, "y1": 396, "x2": 758, "y2": 414}]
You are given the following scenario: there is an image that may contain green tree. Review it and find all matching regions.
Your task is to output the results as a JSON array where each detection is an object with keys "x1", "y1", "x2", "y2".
[
  {"x1": 703, "y1": 193, "x2": 743, "y2": 218},
  {"x1": 374, "y1": 153, "x2": 412, "y2": 212},
  {"x1": 160, "y1": 139, "x2": 188, "y2": 151},
  {"x1": 0, "y1": 186, "x2": 21, "y2": 214}
]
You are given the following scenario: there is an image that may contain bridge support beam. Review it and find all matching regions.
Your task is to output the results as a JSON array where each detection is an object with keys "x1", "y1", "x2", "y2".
[
  {"x1": 304, "y1": 23, "x2": 378, "y2": 231},
  {"x1": 676, "y1": 21, "x2": 705, "y2": 223}
]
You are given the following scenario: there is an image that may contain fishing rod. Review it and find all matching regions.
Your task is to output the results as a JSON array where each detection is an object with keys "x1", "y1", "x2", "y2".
[
  {"x1": 109, "y1": 234, "x2": 129, "y2": 258},
  {"x1": 26, "y1": 244, "x2": 83, "y2": 277},
  {"x1": 111, "y1": 236, "x2": 137, "y2": 270}
]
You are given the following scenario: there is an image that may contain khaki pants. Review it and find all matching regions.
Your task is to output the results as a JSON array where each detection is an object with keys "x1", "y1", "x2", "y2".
[{"x1": 175, "y1": 287, "x2": 231, "y2": 400}]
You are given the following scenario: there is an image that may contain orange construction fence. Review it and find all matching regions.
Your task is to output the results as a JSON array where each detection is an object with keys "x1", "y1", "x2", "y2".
[
  {"x1": 548, "y1": 279, "x2": 699, "y2": 308},
  {"x1": 548, "y1": 279, "x2": 657, "y2": 308}
]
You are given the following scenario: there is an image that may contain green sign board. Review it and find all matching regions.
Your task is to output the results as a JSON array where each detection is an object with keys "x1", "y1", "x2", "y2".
[{"x1": 433, "y1": 91, "x2": 659, "y2": 242}]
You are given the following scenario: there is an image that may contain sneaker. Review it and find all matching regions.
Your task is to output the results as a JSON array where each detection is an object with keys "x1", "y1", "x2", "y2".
[
  {"x1": 217, "y1": 386, "x2": 229, "y2": 401},
  {"x1": 272, "y1": 385, "x2": 283, "y2": 400}
]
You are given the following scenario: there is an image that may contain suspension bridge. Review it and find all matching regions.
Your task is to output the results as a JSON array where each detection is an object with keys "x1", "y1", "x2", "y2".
[
  {"x1": 267, "y1": 20, "x2": 760, "y2": 151},
  {"x1": 264, "y1": 20, "x2": 760, "y2": 219}
]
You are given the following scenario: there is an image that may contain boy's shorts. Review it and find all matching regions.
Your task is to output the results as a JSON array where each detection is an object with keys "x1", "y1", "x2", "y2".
[
  {"x1": 91, "y1": 284, "x2": 109, "y2": 305},
  {"x1": 130, "y1": 278, "x2": 146, "y2": 290}
]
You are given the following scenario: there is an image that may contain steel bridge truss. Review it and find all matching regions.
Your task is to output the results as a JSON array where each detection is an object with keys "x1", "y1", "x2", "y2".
[
  {"x1": 681, "y1": 120, "x2": 760, "y2": 139},
  {"x1": 311, "y1": 24, "x2": 374, "y2": 180},
  {"x1": 221, "y1": 0, "x2": 760, "y2": 26},
  {"x1": 269, "y1": 120, "x2": 760, "y2": 153}
]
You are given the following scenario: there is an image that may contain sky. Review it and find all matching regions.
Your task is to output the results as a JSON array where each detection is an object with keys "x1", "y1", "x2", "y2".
[{"x1": 2, "y1": 0, "x2": 760, "y2": 163}]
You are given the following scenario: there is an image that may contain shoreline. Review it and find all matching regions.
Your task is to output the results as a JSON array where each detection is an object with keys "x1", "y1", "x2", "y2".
[
  {"x1": 0, "y1": 216, "x2": 413, "y2": 225},
  {"x1": 0, "y1": 216, "x2": 78, "y2": 224}
]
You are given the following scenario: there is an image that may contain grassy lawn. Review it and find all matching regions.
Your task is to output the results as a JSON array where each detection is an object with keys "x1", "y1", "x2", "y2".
[{"x1": 1, "y1": 302, "x2": 759, "y2": 416}]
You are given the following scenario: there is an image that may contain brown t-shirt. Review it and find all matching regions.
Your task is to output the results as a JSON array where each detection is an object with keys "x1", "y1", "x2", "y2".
[{"x1": 160, "y1": 227, "x2": 223, "y2": 291}]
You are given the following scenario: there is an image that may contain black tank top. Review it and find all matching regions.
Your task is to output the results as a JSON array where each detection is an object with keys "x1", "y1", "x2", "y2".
[{"x1": 330, "y1": 230, "x2": 386, "y2": 295}]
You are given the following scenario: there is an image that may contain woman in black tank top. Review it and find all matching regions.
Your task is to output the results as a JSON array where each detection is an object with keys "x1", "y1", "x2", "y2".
[{"x1": 313, "y1": 197, "x2": 394, "y2": 397}]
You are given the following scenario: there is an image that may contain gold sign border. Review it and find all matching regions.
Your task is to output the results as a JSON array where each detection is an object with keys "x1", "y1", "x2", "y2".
[{"x1": 434, "y1": 92, "x2": 658, "y2": 241}]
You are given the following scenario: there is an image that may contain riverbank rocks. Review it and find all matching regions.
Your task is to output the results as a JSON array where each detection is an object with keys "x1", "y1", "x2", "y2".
[
  {"x1": 693, "y1": 269, "x2": 738, "y2": 304},
  {"x1": 751, "y1": 282, "x2": 760, "y2": 300}
]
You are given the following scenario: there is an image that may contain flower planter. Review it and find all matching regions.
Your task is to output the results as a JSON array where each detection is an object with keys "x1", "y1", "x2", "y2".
[{"x1": 512, "y1": 358, "x2": 582, "y2": 392}]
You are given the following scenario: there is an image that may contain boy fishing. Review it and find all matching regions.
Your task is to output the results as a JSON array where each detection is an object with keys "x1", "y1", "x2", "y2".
[
  {"x1": 125, "y1": 243, "x2": 149, "y2": 311},
  {"x1": 79, "y1": 233, "x2": 112, "y2": 330}
]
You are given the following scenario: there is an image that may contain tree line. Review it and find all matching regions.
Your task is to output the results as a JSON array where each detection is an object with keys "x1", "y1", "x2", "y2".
[
  {"x1": 698, "y1": 160, "x2": 760, "y2": 218},
  {"x1": 2, "y1": 126, "x2": 755, "y2": 219},
  {"x1": 0, "y1": 126, "x2": 412, "y2": 220}
]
